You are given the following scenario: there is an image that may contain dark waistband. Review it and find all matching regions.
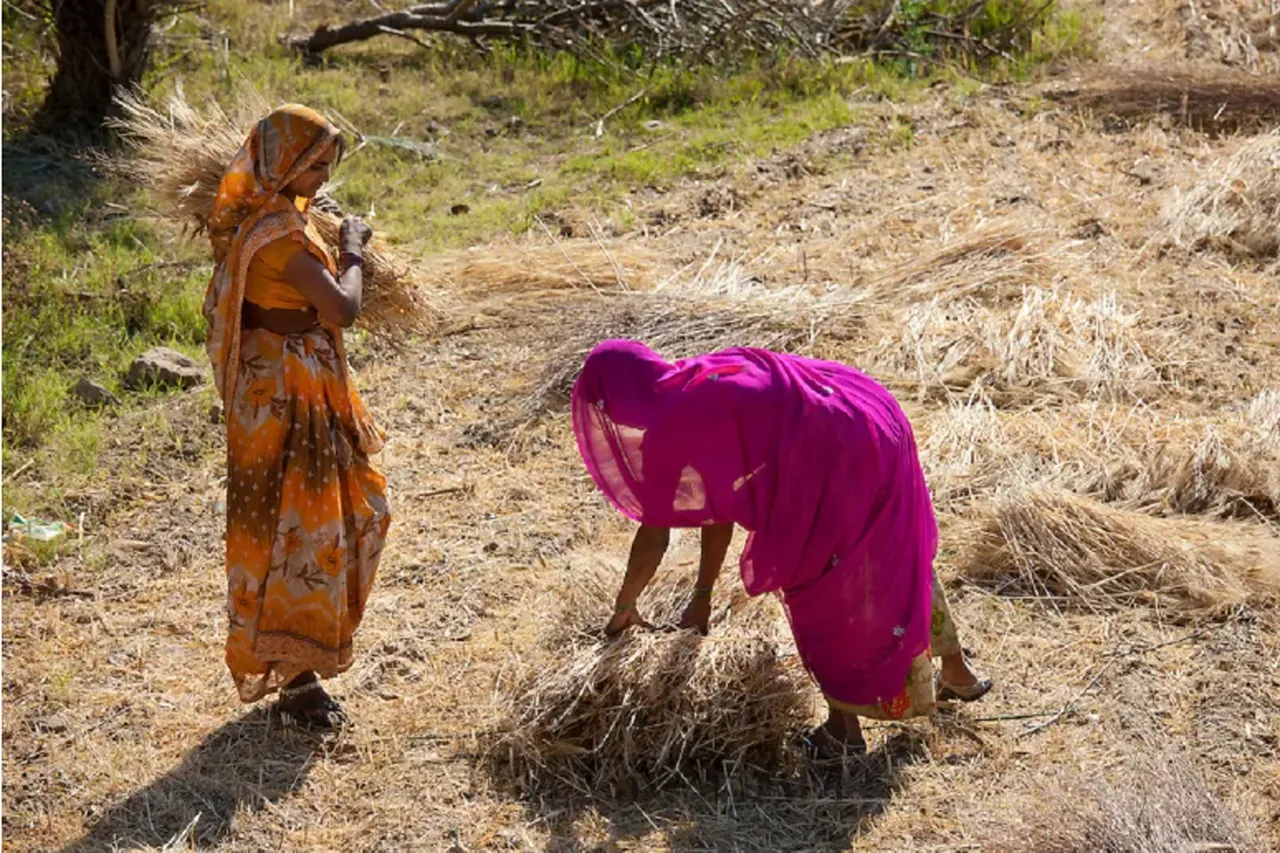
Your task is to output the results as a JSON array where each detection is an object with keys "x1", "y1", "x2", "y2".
[{"x1": 242, "y1": 301, "x2": 319, "y2": 335}]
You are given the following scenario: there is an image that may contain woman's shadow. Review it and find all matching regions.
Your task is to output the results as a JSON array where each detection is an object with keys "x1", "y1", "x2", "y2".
[{"x1": 57, "y1": 708, "x2": 319, "y2": 852}]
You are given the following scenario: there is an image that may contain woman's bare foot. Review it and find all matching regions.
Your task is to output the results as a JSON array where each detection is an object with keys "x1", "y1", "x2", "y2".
[{"x1": 278, "y1": 672, "x2": 347, "y2": 729}]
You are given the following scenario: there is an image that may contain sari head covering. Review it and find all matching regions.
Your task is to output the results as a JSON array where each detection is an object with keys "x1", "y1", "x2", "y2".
[
  {"x1": 205, "y1": 108, "x2": 331, "y2": 392},
  {"x1": 571, "y1": 340, "x2": 937, "y2": 707}
]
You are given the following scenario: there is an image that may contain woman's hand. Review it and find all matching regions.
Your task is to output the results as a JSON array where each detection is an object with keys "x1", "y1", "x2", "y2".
[
  {"x1": 339, "y1": 215, "x2": 373, "y2": 254},
  {"x1": 677, "y1": 595, "x2": 712, "y2": 636},
  {"x1": 604, "y1": 605, "x2": 654, "y2": 637}
]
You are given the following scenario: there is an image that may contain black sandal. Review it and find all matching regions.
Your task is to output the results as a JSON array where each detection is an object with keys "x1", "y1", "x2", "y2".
[
  {"x1": 936, "y1": 676, "x2": 994, "y2": 703},
  {"x1": 278, "y1": 680, "x2": 349, "y2": 730}
]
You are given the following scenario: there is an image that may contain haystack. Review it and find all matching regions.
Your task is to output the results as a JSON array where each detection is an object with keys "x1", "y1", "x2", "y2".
[
  {"x1": 967, "y1": 488, "x2": 1280, "y2": 617},
  {"x1": 1159, "y1": 130, "x2": 1280, "y2": 269},
  {"x1": 489, "y1": 560, "x2": 815, "y2": 794},
  {"x1": 107, "y1": 89, "x2": 442, "y2": 339}
]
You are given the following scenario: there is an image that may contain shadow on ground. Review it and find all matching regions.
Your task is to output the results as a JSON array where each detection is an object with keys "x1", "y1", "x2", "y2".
[
  {"x1": 487, "y1": 730, "x2": 927, "y2": 852},
  {"x1": 56, "y1": 708, "x2": 319, "y2": 852}
]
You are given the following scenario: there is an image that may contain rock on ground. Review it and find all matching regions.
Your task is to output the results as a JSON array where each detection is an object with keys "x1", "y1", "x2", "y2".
[{"x1": 125, "y1": 347, "x2": 205, "y2": 391}]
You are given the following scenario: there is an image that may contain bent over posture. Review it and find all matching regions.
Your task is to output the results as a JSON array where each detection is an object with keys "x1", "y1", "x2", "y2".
[{"x1": 572, "y1": 340, "x2": 990, "y2": 753}]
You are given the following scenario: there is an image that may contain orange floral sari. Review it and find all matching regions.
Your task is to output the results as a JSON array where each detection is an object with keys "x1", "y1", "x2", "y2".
[{"x1": 205, "y1": 105, "x2": 391, "y2": 703}]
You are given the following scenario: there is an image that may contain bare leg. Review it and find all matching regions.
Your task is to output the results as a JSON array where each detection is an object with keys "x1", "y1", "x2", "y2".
[{"x1": 931, "y1": 570, "x2": 993, "y2": 701}]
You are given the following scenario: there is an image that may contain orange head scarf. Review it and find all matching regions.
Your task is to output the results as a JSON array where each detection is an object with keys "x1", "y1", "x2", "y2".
[{"x1": 203, "y1": 105, "x2": 341, "y2": 406}]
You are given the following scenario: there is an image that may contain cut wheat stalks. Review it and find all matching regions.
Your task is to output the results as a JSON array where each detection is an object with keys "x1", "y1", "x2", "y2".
[
  {"x1": 994, "y1": 749, "x2": 1260, "y2": 853},
  {"x1": 107, "y1": 88, "x2": 441, "y2": 339},
  {"x1": 967, "y1": 488, "x2": 1280, "y2": 618},
  {"x1": 518, "y1": 288, "x2": 863, "y2": 421},
  {"x1": 920, "y1": 392, "x2": 1280, "y2": 517},
  {"x1": 488, "y1": 561, "x2": 814, "y2": 795},
  {"x1": 862, "y1": 223, "x2": 1061, "y2": 308},
  {"x1": 1158, "y1": 130, "x2": 1280, "y2": 270},
  {"x1": 872, "y1": 285, "x2": 1161, "y2": 403}
]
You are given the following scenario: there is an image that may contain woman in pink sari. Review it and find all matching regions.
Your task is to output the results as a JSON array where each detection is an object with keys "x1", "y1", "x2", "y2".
[{"x1": 572, "y1": 340, "x2": 991, "y2": 753}]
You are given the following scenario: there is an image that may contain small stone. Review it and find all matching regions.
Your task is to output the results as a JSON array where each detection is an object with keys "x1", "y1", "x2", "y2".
[
  {"x1": 450, "y1": 204, "x2": 470, "y2": 216},
  {"x1": 505, "y1": 115, "x2": 524, "y2": 133},
  {"x1": 209, "y1": 403, "x2": 223, "y2": 425},
  {"x1": 644, "y1": 120, "x2": 664, "y2": 131},
  {"x1": 71, "y1": 378, "x2": 120, "y2": 408},
  {"x1": 32, "y1": 714, "x2": 70, "y2": 734},
  {"x1": 478, "y1": 95, "x2": 505, "y2": 110},
  {"x1": 125, "y1": 347, "x2": 204, "y2": 391}
]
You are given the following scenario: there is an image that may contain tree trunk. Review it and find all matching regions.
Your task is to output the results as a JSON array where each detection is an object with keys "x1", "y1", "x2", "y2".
[{"x1": 37, "y1": 0, "x2": 160, "y2": 133}]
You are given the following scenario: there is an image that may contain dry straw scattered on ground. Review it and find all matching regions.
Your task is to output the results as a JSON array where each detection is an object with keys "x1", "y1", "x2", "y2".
[
  {"x1": 107, "y1": 88, "x2": 443, "y2": 338},
  {"x1": 1159, "y1": 129, "x2": 1280, "y2": 269},
  {"x1": 996, "y1": 750, "x2": 1261, "y2": 853},
  {"x1": 967, "y1": 488, "x2": 1280, "y2": 617}
]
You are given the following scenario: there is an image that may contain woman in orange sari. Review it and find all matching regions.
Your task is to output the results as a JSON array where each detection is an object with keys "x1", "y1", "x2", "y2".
[{"x1": 205, "y1": 104, "x2": 391, "y2": 728}]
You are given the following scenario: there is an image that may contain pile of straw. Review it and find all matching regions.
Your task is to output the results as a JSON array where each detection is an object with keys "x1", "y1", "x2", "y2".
[
  {"x1": 874, "y1": 286, "x2": 1157, "y2": 400},
  {"x1": 489, "y1": 561, "x2": 814, "y2": 794},
  {"x1": 920, "y1": 394, "x2": 1280, "y2": 517},
  {"x1": 518, "y1": 262, "x2": 863, "y2": 419},
  {"x1": 997, "y1": 751, "x2": 1259, "y2": 853},
  {"x1": 1159, "y1": 130, "x2": 1280, "y2": 269},
  {"x1": 967, "y1": 488, "x2": 1280, "y2": 617},
  {"x1": 864, "y1": 223, "x2": 1059, "y2": 308},
  {"x1": 1050, "y1": 69, "x2": 1280, "y2": 131},
  {"x1": 107, "y1": 89, "x2": 441, "y2": 338}
]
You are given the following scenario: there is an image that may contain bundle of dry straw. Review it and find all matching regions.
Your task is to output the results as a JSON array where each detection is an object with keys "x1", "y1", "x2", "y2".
[
  {"x1": 921, "y1": 392, "x2": 1280, "y2": 516},
  {"x1": 107, "y1": 89, "x2": 440, "y2": 339},
  {"x1": 490, "y1": 560, "x2": 814, "y2": 794},
  {"x1": 515, "y1": 250, "x2": 864, "y2": 419},
  {"x1": 996, "y1": 750, "x2": 1259, "y2": 853},
  {"x1": 1159, "y1": 130, "x2": 1280, "y2": 270},
  {"x1": 968, "y1": 489, "x2": 1280, "y2": 617}
]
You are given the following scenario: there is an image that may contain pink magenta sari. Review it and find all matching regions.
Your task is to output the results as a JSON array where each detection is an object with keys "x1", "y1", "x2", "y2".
[{"x1": 571, "y1": 340, "x2": 937, "y2": 707}]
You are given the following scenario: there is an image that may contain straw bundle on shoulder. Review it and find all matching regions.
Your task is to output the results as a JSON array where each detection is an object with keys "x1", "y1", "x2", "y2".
[
  {"x1": 967, "y1": 488, "x2": 1280, "y2": 617},
  {"x1": 107, "y1": 88, "x2": 441, "y2": 339},
  {"x1": 489, "y1": 559, "x2": 814, "y2": 795}
]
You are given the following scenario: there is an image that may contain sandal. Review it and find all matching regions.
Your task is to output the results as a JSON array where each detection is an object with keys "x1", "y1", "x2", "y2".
[
  {"x1": 800, "y1": 723, "x2": 868, "y2": 760},
  {"x1": 936, "y1": 676, "x2": 994, "y2": 703},
  {"x1": 277, "y1": 680, "x2": 349, "y2": 730}
]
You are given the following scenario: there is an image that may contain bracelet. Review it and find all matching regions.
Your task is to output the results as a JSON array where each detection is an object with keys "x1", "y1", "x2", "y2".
[
  {"x1": 340, "y1": 251, "x2": 365, "y2": 270},
  {"x1": 692, "y1": 587, "x2": 713, "y2": 599}
]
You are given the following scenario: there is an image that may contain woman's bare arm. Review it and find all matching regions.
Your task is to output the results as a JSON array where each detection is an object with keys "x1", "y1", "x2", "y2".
[
  {"x1": 678, "y1": 524, "x2": 733, "y2": 634},
  {"x1": 282, "y1": 250, "x2": 361, "y2": 327},
  {"x1": 604, "y1": 525, "x2": 670, "y2": 636},
  {"x1": 282, "y1": 216, "x2": 371, "y2": 328}
]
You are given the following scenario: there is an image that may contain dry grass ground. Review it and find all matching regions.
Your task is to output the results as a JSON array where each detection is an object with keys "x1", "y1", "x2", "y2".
[{"x1": 4, "y1": 0, "x2": 1279, "y2": 850}]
